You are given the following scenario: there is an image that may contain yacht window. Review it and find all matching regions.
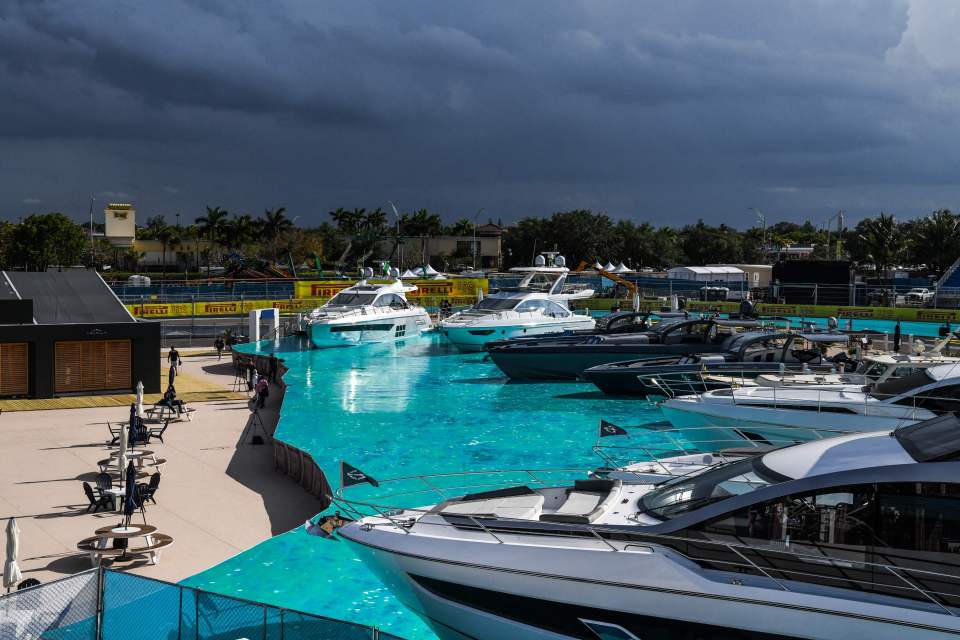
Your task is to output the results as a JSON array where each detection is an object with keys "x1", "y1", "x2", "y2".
[
  {"x1": 326, "y1": 292, "x2": 377, "y2": 307},
  {"x1": 869, "y1": 369, "x2": 935, "y2": 399},
  {"x1": 515, "y1": 299, "x2": 549, "y2": 313},
  {"x1": 374, "y1": 293, "x2": 408, "y2": 309},
  {"x1": 640, "y1": 458, "x2": 778, "y2": 519},
  {"x1": 474, "y1": 297, "x2": 521, "y2": 311},
  {"x1": 861, "y1": 362, "x2": 888, "y2": 379},
  {"x1": 876, "y1": 483, "x2": 960, "y2": 559},
  {"x1": 542, "y1": 301, "x2": 570, "y2": 318},
  {"x1": 892, "y1": 383, "x2": 960, "y2": 413}
]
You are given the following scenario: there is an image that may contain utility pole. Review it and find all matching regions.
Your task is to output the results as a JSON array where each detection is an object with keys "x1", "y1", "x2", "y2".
[
  {"x1": 88, "y1": 195, "x2": 95, "y2": 268},
  {"x1": 748, "y1": 207, "x2": 766, "y2": 261}
]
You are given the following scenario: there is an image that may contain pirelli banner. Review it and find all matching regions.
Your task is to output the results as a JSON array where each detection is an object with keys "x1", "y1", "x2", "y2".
[
  {"x1": 293, "y1": 278, "x2": 487, "y2": 300},
  {"x1": 682, "y1": 300, "x2": 960, "y2": 323}
]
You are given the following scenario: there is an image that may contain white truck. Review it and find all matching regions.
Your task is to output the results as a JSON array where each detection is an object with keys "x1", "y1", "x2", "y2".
[{"x1": 904, "y1": 287, "x2": 935, "y2": 306}]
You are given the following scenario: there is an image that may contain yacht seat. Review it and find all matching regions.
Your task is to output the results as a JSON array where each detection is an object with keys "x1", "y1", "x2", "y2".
[
  {"x1": 540, "y1": 484, "x2": 622, "y2": 524},
  {"x1": 441, "y1": 494, "x2": 544, "y2": 521},
  {"x1": 556, "y1": 492, "x2": 603, "y2": 515}
]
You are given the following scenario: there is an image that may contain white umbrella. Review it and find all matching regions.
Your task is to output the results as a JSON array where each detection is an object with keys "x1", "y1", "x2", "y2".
[
  {"x1": 117, "y1": 422, "x2": 128, "y2": 484},
  {"x1": 603, "y1": 262, "x2": 616, "y2": 271},
  {"x1": 135, "y1": 380, "x2": 145, "y2": 419},
  {"x1": 3, "y1": 518, "x2": 21, "y2": 592},
  {"x1": 633, "y1": 292, "x2": 641, "y2": 312}
]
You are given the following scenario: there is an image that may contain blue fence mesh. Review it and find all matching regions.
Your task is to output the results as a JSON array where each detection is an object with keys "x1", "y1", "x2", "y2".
[{"x1": 0, "y1": 569, "x2": 403, "y2": 640}]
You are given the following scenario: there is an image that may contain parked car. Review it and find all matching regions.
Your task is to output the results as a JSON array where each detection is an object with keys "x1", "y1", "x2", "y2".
[{"x1": 905, "y1": 287, "x2": 935, "y2": 306}]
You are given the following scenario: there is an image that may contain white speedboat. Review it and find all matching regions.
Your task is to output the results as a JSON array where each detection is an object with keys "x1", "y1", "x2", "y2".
[
  {"x1": 307, "y1": 270, "x2": 432, "y2": 348},
  {"x1": 332, "y1": 415, "x2": 960, "y2": 639},
  {"x1": 660, "y1": 361, "x2": 960, "y2": 444},
  {"x1": 439, "y1": 254, "x2": 595, "y2": 351}
]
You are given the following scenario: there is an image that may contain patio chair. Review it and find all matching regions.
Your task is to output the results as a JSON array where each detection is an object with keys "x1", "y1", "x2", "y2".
[
  {"x1": 137, "y1": 473, "x2": 161, "y2": 505},
  {"x1": 129, "y1": 426, "x2": 151, "y2": 447},
  {"x1": 106, "y1": 422, "x2": 121, "y2": 445},
  {"x1": 148, "y1": 421, "x2": 169, "y2": 444},
  {"x1": 94, "y1": 472, "x2": 113, "y2": 492},
  {"x1": 83, "y1": 482, "x2": 112, "y2": 513}
]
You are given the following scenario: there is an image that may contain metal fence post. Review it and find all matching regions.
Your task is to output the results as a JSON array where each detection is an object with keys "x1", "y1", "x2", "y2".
[
  {"x1": 178, "y1": 585, "x2": 183, "y2": 640},
  {"x1": 95, "y1": 566, "x2": 105, "y2": 640}
]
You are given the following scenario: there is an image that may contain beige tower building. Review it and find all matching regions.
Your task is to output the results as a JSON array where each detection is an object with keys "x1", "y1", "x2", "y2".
[{"x1": 104, "y1": 203, "x2": 136, "y2": 247}]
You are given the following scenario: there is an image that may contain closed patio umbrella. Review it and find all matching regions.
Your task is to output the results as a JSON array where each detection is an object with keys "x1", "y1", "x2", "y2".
[
  {"x1": 116, "y1": 421, "x2": 128, "y2": 484},
  {"x1": 167, "y1": 365, "x2": 176, "y2": 388},
  {"x1": 123, "y1": 460, "x2": 138, "y2": 528},
  {"x1": 3, "y1": 518, "x2": 21, "y2": 592},
  {"x1": 135, "y1": 381, "x2": 145, "y2": 419},
  {"x1": 127, "y1": 403, "x2": 140, "y2": 451}
]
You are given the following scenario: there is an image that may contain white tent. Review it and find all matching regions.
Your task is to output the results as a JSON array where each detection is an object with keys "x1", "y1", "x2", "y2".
[
  {"x1": 603, "y1": 262, "x2": 616, "y2": 271},
  {"x1": 592, "y1": 261, "x2": 604, "y2": 270},
  {"x1": 424, "y1": 264, "x2": 439, "y2": 276},
  {"x1": 400, "y1": 269, "x2": 418, "y2": 279},
  {"x1": 432, "y1": 274, "x2": 447, "y2": 280},
  {"x1": 412, "y1": 267, "x2": 425, "y2": 276},
  {"x1": 613, "y1": 262, "x2": 631, "y2": 273}
]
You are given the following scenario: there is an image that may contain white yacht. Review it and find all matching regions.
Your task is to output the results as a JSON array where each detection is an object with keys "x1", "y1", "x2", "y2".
[
  {"x1": 331, "y1": 415, "x2": 960, "y2": 639},
  {"x1": 307, "y1": 269, "x2": 432, "y2": 348},
  {"x1": 438, "y1": 254, "x2": 595, "y2": 351},
  {"x1": 660, "y1": 362, "x2": 960, "y2": 444}
]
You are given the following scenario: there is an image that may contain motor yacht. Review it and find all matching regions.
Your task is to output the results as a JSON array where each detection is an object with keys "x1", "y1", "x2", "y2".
[
  {"x1": 660, "y1": 362, "x2": 960, "y2": 443},
  {"x1": 438, "y1": 254, "x2": 595, "y2": 352},
  {"x1": 307, "y1": 269, "x2": 432, "y2": 348},
  {"x1": 583, "y1": 331, "x2": 852, "y2": 397},
  {"x1": 487, "y1": 317, "x2": 764, "y2": 380},
  {"x1": 332, "y1": 415, "x2": 960, "y2": 639}
]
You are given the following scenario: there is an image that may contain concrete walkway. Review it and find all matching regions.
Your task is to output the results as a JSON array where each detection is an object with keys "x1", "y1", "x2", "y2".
[{"x1": 0, "y1": 352, "x2": 320, "y2": 585}]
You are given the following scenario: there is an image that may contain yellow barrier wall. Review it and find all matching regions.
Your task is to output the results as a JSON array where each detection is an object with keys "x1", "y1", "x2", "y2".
[
  {"x1": 588, "y1": 298, "x2": 960, "y2": 322},
  {"x1": 293, "y1": 278, "x2": 487, "y2": 299}
]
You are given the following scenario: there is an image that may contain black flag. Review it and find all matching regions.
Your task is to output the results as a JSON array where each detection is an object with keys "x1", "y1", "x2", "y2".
[
  {"x1": 599, "y1": 420, "x2": 628, "y2": 438},
  {"x1": 341, "y1": 461, "x2": 380, "y2": 488}
]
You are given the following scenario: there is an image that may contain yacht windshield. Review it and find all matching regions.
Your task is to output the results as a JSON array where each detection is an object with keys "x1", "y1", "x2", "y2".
[
  {"x1": 640, "y1": 457, "x2": 778, "y2": 520},
  {"x1": 326, "y1": 292, "x2": 377, "y2": 307},
  {"x1": 473, "y1": 297, "x2": 521, "y2": 311}
]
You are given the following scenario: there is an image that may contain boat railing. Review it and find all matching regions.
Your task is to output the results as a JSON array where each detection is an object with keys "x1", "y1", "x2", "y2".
[{"x1": 332, "y1": 486, "x2": 960, "y2": 617}]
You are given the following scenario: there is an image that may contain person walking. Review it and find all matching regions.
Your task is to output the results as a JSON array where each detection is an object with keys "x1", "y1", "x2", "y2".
[
  {"x1": 268, "y1": 354, "x2": 278, "y2": 382},
  {"x1": 250, "y1": 367, "x2": 259, "y2": 395},
  {"x1": 214, "y1": 336, "x2": 225, "y2": 361},
  {"x1": 167, "y1": 346, "x2": 182, "y2": 376}
]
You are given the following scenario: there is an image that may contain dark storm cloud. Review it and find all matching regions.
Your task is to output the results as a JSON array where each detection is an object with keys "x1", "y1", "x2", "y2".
[{"x1": 2, "y1": 0, "x2": 959, "y2": 226}]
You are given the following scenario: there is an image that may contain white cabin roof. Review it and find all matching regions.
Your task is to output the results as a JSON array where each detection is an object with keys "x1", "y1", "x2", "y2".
[{"x1": 762, "y1": 431, "x2": 913, "y2": 480}]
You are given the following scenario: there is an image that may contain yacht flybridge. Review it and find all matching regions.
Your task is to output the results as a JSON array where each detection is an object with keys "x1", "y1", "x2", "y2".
[
  {"x1": 660, "y1": 362, "x2": 960, "y2": 442},
  {"x1": 331, "y1": 415, "x2": 960, "y2": 639},
  {"x1": 307, "y1": 268, "x2": 432, "y2": 348},
  {"x1": 438, "y1": 254, "x2": 595, "y2": 351}
]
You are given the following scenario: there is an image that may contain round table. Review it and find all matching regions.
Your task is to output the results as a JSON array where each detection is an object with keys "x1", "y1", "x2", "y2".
[
  {"x1": 110, "y1": 449, "x2": 154, "y2": 459},
  {"x1": 95, "y1": 523, "x2": 156, "y2": 538}
]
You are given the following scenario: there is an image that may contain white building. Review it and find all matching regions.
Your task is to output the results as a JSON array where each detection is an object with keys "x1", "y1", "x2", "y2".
[
  {"x1": 667, "y1": 266, "x2": 746, "y2": 283},
  {"x1": 708, "y1": 264, "x2": 772, "y2": 288}
]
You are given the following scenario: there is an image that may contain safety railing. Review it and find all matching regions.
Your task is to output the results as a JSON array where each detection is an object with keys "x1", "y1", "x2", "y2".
[
  {"x1": 0, "y1": 567, "x2": 405, "y2": 640},
  {"x1": 331, "y1": 468, "x2": 960, "y2": 618}
]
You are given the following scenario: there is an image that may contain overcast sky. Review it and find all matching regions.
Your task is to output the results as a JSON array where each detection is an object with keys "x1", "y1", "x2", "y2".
[{"x1": 3, "y1": 0, "x2": 960, "y2": 228}]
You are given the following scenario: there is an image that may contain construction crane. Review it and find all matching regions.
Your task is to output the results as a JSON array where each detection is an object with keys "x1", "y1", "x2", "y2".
[
  {"x1": 825, "y1": 210, "x2": 845, "y2": 260},
  {"x1": 575, "y1": 260, "x2": 638, "y2": 297}
]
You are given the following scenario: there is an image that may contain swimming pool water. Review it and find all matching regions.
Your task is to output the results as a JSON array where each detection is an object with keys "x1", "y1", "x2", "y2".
[
  {"x1": 182, "y1": 334, "x2": 670, "y2": 639},
  {"x1": 182, "y1": 316, "x2": 947, "y2": 638}
]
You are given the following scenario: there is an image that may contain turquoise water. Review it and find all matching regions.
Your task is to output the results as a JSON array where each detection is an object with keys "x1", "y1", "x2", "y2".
[
  {"x1": 182, "y1": 316, "x2": 947, "y2": 638},
  {"x1": 182, "y1": 334, "x2": 667, "y2": 639}
]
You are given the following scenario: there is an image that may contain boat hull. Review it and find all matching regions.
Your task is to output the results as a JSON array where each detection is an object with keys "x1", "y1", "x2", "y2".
[
  {"x1": 339, "y1": 525, "x2": 960, "y2": 640},
  {"x1": 440, "y1": 318, "x2": 595, "y2": 352},
  {"x1": 308, "y1": 312, "x2": 430, "y2": 348}
]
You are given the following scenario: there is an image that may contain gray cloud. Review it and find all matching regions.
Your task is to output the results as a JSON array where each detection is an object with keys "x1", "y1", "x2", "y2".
[{"x1": 3, "y1": 0, "x2": 960, "y2": 228}]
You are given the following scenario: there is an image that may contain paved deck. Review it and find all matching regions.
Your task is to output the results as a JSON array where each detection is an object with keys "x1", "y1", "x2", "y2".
[{"x1": 0, "y1": 352, "x2": 320, "y2": 585}]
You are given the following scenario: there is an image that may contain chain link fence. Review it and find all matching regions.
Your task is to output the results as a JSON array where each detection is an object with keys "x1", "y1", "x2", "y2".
[{"x1": 0, "y1": 568, "x2": 405, "y2": 640}]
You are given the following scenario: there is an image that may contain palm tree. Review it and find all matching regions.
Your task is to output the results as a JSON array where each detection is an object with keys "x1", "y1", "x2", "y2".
[
  {"x1": 224, "y1": 214, "x2": 257, "y2": 252},
  {"x1": 857, "y1": 213, "x2": 905, "y2": 276},
  {"x1": 155, "y1": 225, "x2": 180, "y2": 277},
  {"x1": 196, "y1": 206, "x2": 229, "y2": 273},
  {"x1": 261, "y1": 207, "x2": 294, "y2": 262},
  {"x1": 910, "y1": 209, "x2": 960, "y2": 275}
]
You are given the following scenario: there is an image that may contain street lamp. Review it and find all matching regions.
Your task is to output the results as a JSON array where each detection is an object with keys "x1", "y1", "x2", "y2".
[
  {"x1": 388, "y1": 201, "x2": 402, "y2": 268},
  {"x1": 748, "y1": 207, "x2": 766, "y2": 260},
  {"x1": 473, "y1": 207, "x2": 484, "y2": 270}
]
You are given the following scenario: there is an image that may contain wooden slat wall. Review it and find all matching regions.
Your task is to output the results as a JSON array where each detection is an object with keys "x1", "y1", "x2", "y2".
[
  {"x1": 0, "y1": 343, "x2": 28, "y2": 396},
  {"x1": 55, "y1": 340, "x2": 131, "y2": 394}
]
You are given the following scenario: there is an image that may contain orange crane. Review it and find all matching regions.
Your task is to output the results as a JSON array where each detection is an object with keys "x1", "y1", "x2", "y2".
[{"x1": 575, "y1": 260, "x2": 638, "y2": 297}]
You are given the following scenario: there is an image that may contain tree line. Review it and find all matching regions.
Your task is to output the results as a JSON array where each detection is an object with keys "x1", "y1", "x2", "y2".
[{"x1": 1, "y1": 206, "x2": 959, "y2": 276}]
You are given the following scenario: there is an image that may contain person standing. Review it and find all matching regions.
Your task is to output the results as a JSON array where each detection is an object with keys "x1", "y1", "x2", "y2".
[
  {"x1": 167, "y1": 346, "x2": 182, "y2": 375},
  {"x1": 268, "y1": 354, "x2": 278, "y2": 382},
  {"x1": 255, "y1": 376, "x2": 269, "y2": 409},
  {"x1": 893, "y1": 320, "x2": 902, "y2": 353},
  {"x1": 214, "y1": 336, "x2": 225, "y2": 361},
  {"x1": 250, "y1": 367, "x2": 259, "y2": 394}
]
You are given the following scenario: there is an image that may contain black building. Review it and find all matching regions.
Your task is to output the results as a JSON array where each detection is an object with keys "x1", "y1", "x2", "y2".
[
  {"x1": 0, "y1": 271, "x2": 160, "y2": 398},
  {"x1": 772, "y1": 260, "x2": 854, "y2": 306}
]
